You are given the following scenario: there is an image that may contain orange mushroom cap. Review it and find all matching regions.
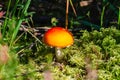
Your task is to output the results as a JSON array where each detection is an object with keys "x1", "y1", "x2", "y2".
[{"x1": 43, "y1": 27, "x2": 74, "y2": 48}]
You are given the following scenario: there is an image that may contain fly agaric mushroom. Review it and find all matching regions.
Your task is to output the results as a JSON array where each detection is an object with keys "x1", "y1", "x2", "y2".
[{"x1": 43, "y1": 27, "x2": 74, "y2": 61}]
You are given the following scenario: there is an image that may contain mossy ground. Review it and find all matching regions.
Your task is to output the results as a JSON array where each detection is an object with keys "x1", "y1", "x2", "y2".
[{"x1": 12, "y1": 27, "x2": 120, "y2": 80}]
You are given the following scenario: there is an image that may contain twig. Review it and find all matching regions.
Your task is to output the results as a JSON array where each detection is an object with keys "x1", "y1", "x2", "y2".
[{"x1": 65, "y1": 0, "x2": 69, "y2": 29}]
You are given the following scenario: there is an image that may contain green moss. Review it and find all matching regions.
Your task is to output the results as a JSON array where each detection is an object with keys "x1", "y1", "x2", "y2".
[{"x1": 2, "y1": 27, "x2": 120, "y2": 79}]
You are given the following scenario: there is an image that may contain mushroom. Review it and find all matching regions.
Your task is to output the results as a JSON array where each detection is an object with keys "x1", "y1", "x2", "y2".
[{"x1": 43, "y1": 27, "x2": 74, "y2": 61}]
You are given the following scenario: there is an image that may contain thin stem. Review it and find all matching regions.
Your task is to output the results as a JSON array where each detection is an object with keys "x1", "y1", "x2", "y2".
[
  {"x1": 100, "y1": 3, "x2": 108, "y2": 27},
  {"x1": 118, "y1": 7, "x2": 120, "y2": 29},
  {"x1": 100, "y1": 6, "x2": 105, "y2": 27},
  {"x1": 65, "y1": 0, "x2": 69, "y2": 29},
  {"x1": 69, "y1": 0, "x2": 77, "y2": 17},
  {"x1": 2, "y1": 0, "x2": 11, "y2": 37},
  {"x1": 55, "y1": 48, "x2": 64, "y2": 62}
]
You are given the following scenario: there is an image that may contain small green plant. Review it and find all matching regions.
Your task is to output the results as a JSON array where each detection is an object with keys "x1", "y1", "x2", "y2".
[{"x1": 0, "y1": 44, "x2": 18, "y2": 80}]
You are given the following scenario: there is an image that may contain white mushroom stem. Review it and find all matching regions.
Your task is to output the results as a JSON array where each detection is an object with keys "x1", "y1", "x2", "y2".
[{"x1": 55, "y1": 48, "x2": 64, "y2": 61}]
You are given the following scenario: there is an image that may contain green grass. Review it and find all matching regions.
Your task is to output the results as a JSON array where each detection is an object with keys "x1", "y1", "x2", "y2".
[
  {"x1": 1, "y1": 0, "x2": 32, "y2": 47},
  {"x1": 118, "y1": 7, "x2": 120, "y2": 28},
  {"x1": 0, "y1": 0, "x2": 33, "y2": 79}
]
